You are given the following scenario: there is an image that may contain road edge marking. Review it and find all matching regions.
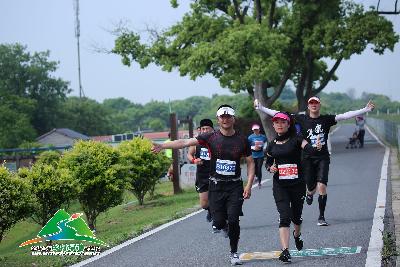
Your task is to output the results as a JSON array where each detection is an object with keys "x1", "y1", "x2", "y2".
[
  {"x1": 365, "y1": 125, "x2": 389, "y2": 267},
  {"x1": 71, "y1": 178, "x2": 271, "y2": 266}
]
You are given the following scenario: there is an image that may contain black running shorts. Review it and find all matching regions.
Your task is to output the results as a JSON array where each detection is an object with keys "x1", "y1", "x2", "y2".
[
  {"x1": 208, "y1": 180, "x2": 244, "y2": 223},
  {"x1": 302, "y1": 157, "x2": 330, "y2": 191},
  {"x1": 195, "y1": 173, "x2": 210, "y2": 193}
]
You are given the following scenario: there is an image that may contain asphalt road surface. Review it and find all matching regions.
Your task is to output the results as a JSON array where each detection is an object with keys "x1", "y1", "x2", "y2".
[{"x1": 76, "y1": 124, "x2": 385, "y2": 267}]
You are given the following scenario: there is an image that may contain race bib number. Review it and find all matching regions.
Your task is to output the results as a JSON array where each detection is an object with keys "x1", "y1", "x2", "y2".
[
  {"x1": 278, "y1": 164, "x2": 298, "y2": 180},
  {"x1": 199, "y1": 148, "x2": 210, "y2": 160},
  {"x1": 216, "y1": 159, "x2": 236, "y2": 176}
]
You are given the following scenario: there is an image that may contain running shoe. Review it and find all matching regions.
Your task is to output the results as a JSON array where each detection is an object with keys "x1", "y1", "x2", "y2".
[
  {"x1": 230, "y1": 252, "x2": 242, "y2": 266},
  {"x1": 278, "y1": 248, "x2": 291, "y2": 263},
  {"x1": 306, "y1": 194, "x2": 313, "y2": 205},
  {"x1": 293, "y1": 230, "x2": 303, "y2": 251},
  {"x1": 258, "y1": 183, "x2": 262, "y2": 189},
  {"x1": 317, "y1": 216, "x2": 329, "y2": 226},
  {"x1": 206, "y1": 210, "x2": 212, "y2": 222},
  {"x1": 212, "y1": 225, "x2": 221, "y2": 233}
]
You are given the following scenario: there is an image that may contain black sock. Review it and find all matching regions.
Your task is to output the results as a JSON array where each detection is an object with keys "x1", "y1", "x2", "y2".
[
  {"x1": 229, "y1": 222, "x2": 240, "y2": 253},
  {"x1": 318, "y1": 194, "x2": 327, "y2": 218}
]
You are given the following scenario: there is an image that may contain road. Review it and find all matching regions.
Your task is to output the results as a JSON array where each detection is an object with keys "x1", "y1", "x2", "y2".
[{"x1": 75, "y1": 124, "x2": 386, "y2": 267}]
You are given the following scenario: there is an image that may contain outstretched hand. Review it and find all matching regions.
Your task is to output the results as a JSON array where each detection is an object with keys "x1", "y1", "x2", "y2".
[
  {"x1": 151, "y1": 143, "x2": 163, "y2": 153},
  {"x1": 366, "y1": 100, "x2": 375, "y2": 111}
]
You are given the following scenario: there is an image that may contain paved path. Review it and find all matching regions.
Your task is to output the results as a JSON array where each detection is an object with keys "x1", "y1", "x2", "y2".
[{"x1": 74, "y1": 124, "x2": 390, "y2": 267}]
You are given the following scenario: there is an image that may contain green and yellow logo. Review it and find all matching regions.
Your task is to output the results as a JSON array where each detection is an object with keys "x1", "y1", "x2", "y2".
[{"x1": 20, "y1": 209, "x2": 107, "y2": 247}]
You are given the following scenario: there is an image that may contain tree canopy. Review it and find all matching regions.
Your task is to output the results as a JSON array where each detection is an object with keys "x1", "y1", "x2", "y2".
[{"x1": 112, "y1": 0, "x2": 398, "y2": 137}]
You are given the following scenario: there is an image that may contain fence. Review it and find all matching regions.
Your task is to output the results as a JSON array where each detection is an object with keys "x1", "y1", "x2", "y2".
[{"x1": 367, "y1": 117, "x2": 400, "y2": 147}]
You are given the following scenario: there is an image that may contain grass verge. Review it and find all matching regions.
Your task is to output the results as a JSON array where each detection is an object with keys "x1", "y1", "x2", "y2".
[{"x1": 0, "y1": 181, "x2": 199, "y2": 267}]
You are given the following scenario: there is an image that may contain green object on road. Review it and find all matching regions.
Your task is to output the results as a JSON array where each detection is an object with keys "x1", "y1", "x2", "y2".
[{"x1": 240, "y1": 246, "x2": 362, "y2": 261}]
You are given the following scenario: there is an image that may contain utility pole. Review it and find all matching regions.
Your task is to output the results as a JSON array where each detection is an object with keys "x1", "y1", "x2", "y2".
[
  {"x1": 73, "y1": 0, "x2": 85, "y2": 98},
  {"x1": 170, "y1": 113, "x2": 181, "y2": 194}
]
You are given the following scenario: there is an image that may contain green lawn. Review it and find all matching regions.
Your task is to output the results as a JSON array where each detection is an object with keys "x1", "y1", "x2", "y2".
[{"x1": 0, "y1": 181, "x2": 199, "y2": 267}]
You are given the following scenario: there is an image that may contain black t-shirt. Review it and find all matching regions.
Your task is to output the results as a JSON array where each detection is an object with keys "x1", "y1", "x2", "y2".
[
  {"x1": 194, "y1": 144, "x2": 211, "y2": 176},
  {"x1": 266, "y1": 135, "x2": 304, "y2": 186},
  {"x1": 196, "y1": 130, "x2": 251, "y2": 180},
  {"x1": 294, "y1": 114, "x2": 337, "y2": 158}
]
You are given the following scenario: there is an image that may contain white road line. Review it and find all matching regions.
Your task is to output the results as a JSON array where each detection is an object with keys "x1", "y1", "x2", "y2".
[
  {"x1": 72, "y1": 178, "x2": 271, "y2": 267},
  {"x1": 365, "y1": 125, "x2": 389, "y2": 267}
]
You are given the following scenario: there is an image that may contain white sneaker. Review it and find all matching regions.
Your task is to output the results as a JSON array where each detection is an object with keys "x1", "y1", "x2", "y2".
[
  {"x1": 212, "y1": 225, "x2": 220, "y2": 234},
  {"x1": 230, "y1": 252, "x2": 242, "y2": 266}
]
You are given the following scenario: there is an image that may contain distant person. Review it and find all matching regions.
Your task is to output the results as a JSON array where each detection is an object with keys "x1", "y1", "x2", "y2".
[
  {"x1": 196, "y1": 126, "x2": 201, "y2": 137},
  {"x1": 247, "y1": 124, "x2": 268, "y2": 188},
  {"x1": 187, "y1": 119, "x2": 214, "y2": 223},
  {"x1": 164, "y1": 133, "x2": 174, "y2": 180},
  {"x1": 355, "y1": 115, "x2": 366, "y2": 148},
  {"x1": 255, "y1": 97, "x2": 375, "y2": 226},
  {"x1": 152, "y1": 104, "x2": 255, "y2": 266}
]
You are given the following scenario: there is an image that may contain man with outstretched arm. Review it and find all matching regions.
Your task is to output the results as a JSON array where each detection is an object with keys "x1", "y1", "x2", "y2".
[
  {"x1": 152, "y1": 104, "x2": 255, "y2": 266},
  {"x1": 254, "y1": 96, "x2": 375, "y2": 226}
]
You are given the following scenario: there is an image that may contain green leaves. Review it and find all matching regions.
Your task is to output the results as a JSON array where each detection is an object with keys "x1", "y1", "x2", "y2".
[
  {"x1": 60, "y1": 140, "x2": 126, "y2": 229},
  {"x1": 118, "y1": 138, "x2": 170, "y2": 205},
  {"x1": 0, "y1": 166, "x2": 34, "y2": 242},
  {"x1": 25, "y1": 163, "x2": 77, "y2": 226}
]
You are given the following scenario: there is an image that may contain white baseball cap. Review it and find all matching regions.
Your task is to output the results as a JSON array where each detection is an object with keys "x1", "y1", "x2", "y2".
[{"x1": 252, "y1": 124, "x2": 260, "y2": 130}]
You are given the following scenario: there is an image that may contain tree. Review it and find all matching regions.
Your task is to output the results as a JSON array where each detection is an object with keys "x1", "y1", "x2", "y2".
[
  {"x1": 118, "y1": 138, "x2": 170, "y2": 205},
  {"x1": 24, "y1": 163, "x2": 77, "y2": 227},
  {"x1": 112, "y1": 0, "x2": 398, "y2": 139},
  {"x1": 0, "y1": 167, "x2": 34, "y2": 242},
  {"x1": 36, "y1": 150, "x2": 62, "y2": 166},
  {"x1": 57, "y1": 97, "x2": 113, "y2": 136},
  {"x1": 0, "y1": 101, "x2": 36, "y2": 148},
  {"x1": 0, "y1": 43, "x2": 71, "y2": 135},
  {"x1": 60, "y1": 140, "x2": 126, "y2": 230}
]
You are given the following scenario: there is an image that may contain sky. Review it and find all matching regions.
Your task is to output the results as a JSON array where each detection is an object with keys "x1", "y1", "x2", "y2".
[{"x1": 0, "y1": 0, "x2": 399, "y2": 104}]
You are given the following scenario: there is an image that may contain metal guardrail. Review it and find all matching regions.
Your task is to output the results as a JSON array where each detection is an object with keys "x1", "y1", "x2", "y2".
[{"x1": 367, "y1": 117, "x2": 400, "y2": 147}]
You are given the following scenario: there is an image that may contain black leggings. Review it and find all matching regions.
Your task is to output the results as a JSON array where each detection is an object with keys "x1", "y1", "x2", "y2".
[
  {"x1": 273, "y1": 181, "x2": 305, "y2": 228},
  {"x1": 254, "y1": 157, "x2": 264, "y2": 184},
  {"x1": 209, "y1": 180, "x2": 244, "y2": 253}
]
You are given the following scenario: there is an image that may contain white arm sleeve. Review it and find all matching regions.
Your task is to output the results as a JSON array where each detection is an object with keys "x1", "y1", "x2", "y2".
[
  {"x1": 256, "y1": 104, "x2": 279, "y2": 117},
  {"x1": 335, "y1": 107, "x2": 371, "y2": 122}
]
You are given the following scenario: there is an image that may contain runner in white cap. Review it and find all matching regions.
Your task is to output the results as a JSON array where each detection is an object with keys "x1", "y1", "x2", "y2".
[
  {"x1": 152, "y1": 104, "x2": 255, "y2": 266},
  {"x1": 254, "y1": 96, "x2": 375, "y2": 226}
]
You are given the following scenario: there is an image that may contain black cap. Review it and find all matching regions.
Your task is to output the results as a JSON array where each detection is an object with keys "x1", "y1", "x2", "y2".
[{"x1": 200, "y1": 119, "x2": 213, "y2": 128}]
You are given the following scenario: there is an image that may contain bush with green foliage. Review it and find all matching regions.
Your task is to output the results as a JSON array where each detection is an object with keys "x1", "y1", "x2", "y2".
[
  {"x1": 60, "y1": 140, "x2": 126, "y2": 230},
  {"x1": 36, "y1": 150, "x2": 62, "y2": 166},
  {"x1": 23, "y1": 163, "x2": 77, "y2": 227},
  {"x1": 118, "y1": 138, "x2": 170, "y2": 205},
  {"x1": 0, "y1": 166, "x2": 34, "y2": 242}
]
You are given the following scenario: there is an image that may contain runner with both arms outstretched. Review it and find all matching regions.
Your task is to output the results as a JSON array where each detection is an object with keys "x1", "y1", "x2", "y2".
[{"x1": 255, "y1": 96, "x2": 375, "y2": 226}]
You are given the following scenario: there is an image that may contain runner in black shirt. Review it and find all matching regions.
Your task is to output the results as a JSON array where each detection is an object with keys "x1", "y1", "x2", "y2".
[
  {"x1": 265, "y1": 112, "x2": 320, "y2": 263},
  {"x1": 152, "y1": 104, "x2": 255, "y2": 266},
  {"x1": 187, "y1": 118, "x2": 214, "y2": 223},
  {"x1": 255, "y1": 96, "x2": 375, "y2": 226}
]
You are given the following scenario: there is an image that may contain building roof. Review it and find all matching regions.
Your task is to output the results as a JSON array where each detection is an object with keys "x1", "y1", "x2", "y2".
[{"x1": 37, "y1": 128, "x2": 90, "y2": 141}]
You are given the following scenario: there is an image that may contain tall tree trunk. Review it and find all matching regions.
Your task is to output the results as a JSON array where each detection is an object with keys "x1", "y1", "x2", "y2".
[{"x1": 254, "y1": 81, "x2": 276, "y2": 142}]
